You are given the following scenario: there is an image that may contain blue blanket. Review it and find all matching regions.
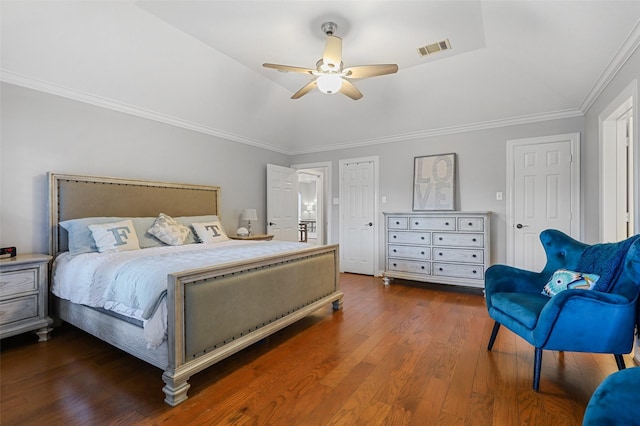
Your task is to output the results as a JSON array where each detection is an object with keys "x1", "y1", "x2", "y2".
[{"x1": 577, "y1": 235, "x2": 640, "y2": 293}]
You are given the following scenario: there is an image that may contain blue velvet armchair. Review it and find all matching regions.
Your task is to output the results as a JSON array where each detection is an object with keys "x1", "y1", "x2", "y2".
[{"x1": 485, "y1": 229, "x2": 640, "y2": 391}]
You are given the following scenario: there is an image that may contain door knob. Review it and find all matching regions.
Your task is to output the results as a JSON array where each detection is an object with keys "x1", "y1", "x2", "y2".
[
  {"x1": 516, "y1": 223, "x2": 528, "y2": 229},
  {"x1": 365, "y1": 222, "x2": 373, "y2": 227},
  {"x1": 269, "y1": 221, "x2": 277, "y2": 226}
]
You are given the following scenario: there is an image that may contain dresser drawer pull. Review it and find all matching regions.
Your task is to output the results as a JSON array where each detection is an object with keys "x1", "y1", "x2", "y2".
[
  {"x1": 421, "y1": 266, "x2": 425, "y2": 270},
  {"x1": 468, "y1": 222, "x2": 473, "y2": 226},
  {"x1": 421, "y1": 236, "x2": 425, "y2": 240},
  {"x1": 439, "y1": 267, "x2": 443, "y2": 271},
  {"x1": 396, "y1": 221, "x2": 400, "y2": 225},
  {"x1": 421, "y1": 251, "x2": 425, "y2": 255},
  {"x1": 472, "y1": 254, "x2": 477, "y2": 258},
  {"x1": 438, "y1": 252, "x2": 443, "y2": 256},
  {"x1": 439, "y1": 237, "x2": 443, "y2": 241},
  {"x1": 415, "y1": 221, "x2": 419, "y2": 225},
  {"x1": 445, "y1": 222, "x2": 449, "y2": 226},
  {"x1": 393, "y1": 263, "x2": 397, "y2": 267},
  {"x1": 393, "y1": 235, "x2": 397, "y2": 238},
  {"x1": 472, "y1": 238, "x2": 477, "y2": 242},
  {"x1": 473, "y1": 270, "x2": 477, "y2": 274},
  {"x1": 393, "y1": 249, "x2": 397, "y2": 253}
]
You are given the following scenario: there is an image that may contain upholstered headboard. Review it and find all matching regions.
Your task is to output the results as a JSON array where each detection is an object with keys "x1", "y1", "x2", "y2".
[{"x1": 49, "y1": 172, "x2": 221, "y2": 255}]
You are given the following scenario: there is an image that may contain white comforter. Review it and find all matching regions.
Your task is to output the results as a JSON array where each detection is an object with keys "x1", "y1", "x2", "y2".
[{"x1": 52, "y1": 240, "x2": 311, "y2": 349}]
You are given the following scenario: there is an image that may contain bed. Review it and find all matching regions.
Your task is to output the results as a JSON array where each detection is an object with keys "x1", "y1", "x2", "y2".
[{"x1": 48, "y1": 172, "x2": 342, "y2": 406}]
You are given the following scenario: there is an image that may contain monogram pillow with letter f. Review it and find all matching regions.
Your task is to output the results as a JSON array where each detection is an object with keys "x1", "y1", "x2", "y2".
[
  {"x1": 88, "y1": 219, "x2": 141, "y2": 252},
  {"x1": 191, "y1": 221, "x2": 229, "y2": 243}
]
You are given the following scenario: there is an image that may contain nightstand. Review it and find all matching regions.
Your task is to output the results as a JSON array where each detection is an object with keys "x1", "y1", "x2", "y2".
[
  {"x1": 0, "y1": 254, "x2": 53, "y2": 342},
  {"x1": 228, "y1": 234, "x2": 274, "y2": 241}
]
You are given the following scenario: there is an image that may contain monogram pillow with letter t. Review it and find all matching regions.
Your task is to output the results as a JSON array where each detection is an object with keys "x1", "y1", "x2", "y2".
[
  {"x1": 88, "y1": 219, "x2": 141, "y2": 252},
  {"x1": 191, "y1": 221, "x2": 229, "y2": 243}
]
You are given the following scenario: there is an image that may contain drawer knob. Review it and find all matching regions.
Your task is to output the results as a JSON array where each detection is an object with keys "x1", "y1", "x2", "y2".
[
  {"x1": 393, "y1": 249, "x2": 397, "y2": 252},
  {"x1": 421, "y1": 266, "x2": 425, "y2": 270},
  {"x1": 393, "y1": 263, "x2": 397, "y2": 267},
  {"x1": 421, "y1": 236, "x2": 425, "y2": 240},
  {"x1": 415, "y1": 221, "x2": 419, "y2": 225},
  {"x1": 468, "y1": 222, "x2": 473, "y2": 226},
  {"x1": 472, "y1": 254, "x2": 477, "y2": 258},
  {"x1": 421, "y1": 251, "x2": 425, "y2": 255},
  {"x1": 473, "y1": 270, "x2": 477, "y2": 274},
  {"x1": 393, "y1": 235, "x2": 397, "y2": 239},
  {"x1": 439, "y1": 267, "x2": 443, "y2": 271},
  {"x1": 445, "y1": 222, "x2": 449, "y2": 226},
  {"x1": 439, "y1": 237, "x2": 443, "y2": 241},
  {"x1": 396, "y1": 221, "x2": 400, "y2": 225},
  {"x1": 438, "y1": 252, "x2": 443, "y2": 256},
  {"x1": 472, "y1": 238, "x2": 477, "y2": 242}
]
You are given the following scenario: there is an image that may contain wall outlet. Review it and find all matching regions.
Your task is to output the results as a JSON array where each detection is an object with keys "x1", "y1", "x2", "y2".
[{"x1": 496, "y1": 191, "x2": 503, "y2": 201}]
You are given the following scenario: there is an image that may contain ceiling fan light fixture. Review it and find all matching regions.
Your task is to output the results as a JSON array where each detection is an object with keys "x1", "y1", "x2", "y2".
[{"x1": 316, "y1": 74, "x2": 342, "y2": 94}]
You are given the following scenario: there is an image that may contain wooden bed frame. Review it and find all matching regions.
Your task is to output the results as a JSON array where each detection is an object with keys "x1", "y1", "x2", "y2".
[{"x1": 48, "y1": 172, "x2": 343, "y2": 406}]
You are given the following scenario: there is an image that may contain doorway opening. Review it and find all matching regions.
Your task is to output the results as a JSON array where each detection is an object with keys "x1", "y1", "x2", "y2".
[{"x1": 292, "y1": 162, "x2": 332, "y2": 246}]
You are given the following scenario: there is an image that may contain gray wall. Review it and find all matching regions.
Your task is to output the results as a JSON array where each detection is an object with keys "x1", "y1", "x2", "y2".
[
  {"x1": 0, "y1": 83, "x2": 289, "y2": 254},
  {"x1": 291, "y1": 117, "x2": 585, "y2": 269}
]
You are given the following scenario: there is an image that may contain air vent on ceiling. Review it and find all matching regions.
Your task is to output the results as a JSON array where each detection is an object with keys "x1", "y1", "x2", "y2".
[{"x1": 417, "y1": 39, "x2": 451, "y2": 57}]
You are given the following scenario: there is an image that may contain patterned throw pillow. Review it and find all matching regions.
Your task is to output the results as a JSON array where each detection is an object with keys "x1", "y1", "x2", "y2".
[
  {"x1": 88, "y1": 219, "x2": 140, "y2": 253},
  {"x1": 191, "y1": 221, "x2": 229, "y2": 243},
  {"x1": 147, "y1": 213, "x2": 191, "y2": 246},
  {"x1": 542, "y1": 269, "x2": 600, "y2": 297}
]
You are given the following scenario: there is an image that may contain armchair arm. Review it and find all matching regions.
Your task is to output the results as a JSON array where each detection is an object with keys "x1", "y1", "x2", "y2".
[
  {"x1": 485, "y1": 264, "x2": 549, "y2": 295},
  {"x1": 533, "y1": 289, "x2": 636, "y2": 352}
]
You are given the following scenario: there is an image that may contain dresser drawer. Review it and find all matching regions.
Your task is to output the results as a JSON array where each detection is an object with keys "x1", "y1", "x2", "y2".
[
  {"x1": 457, "y1": 217, "x2": 484, "y2": 232},
  {"x1": 433, "y1": 263, "x2": 484, "y2": 280},
  {"x1": 387, "y1": 217, "x2": 408, "y2": 230},
  {"x1": 0, "y1": 295, "x2": 39, "y2": 324},
  {"x1": 0, "y1": 268, "x2": 38, "y2": 299},
  {"x1": 409, "y1": 217, "x2": 455, "y2": 231},
  {"x1": 388, "y1": 245, "x2": 431, "y2": 260},
  {"x1": 433, "y1": 232, "x2": 484, "y2": 247},
  {"x1": 388, "y1": 231, "x2": 431, "y2": 245},
  {"x1": 387, "y1": 259, "x2": 431, "y2": 275},
  {"x1": 432, "y1": 248, "x2": 484, "y2": 263}
]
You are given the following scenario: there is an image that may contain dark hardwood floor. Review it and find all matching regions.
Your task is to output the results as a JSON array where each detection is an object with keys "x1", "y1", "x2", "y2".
[{"x1": 1, "y1": 273, "x2": 633, "y2": 425}]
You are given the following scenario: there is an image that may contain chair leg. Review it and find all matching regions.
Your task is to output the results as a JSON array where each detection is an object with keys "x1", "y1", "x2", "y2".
[
  {"x1": 533, "y1": 347, "x2": 543, "y2": 392},
  {"x1": 614, "y1": 354, "x2": 626, "y2": 370},
  {"x1": 487, "y1": 322, "x2": 501, "y2": 351}
]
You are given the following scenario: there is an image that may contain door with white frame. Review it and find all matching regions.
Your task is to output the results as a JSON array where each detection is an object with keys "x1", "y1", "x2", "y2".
[
  {"x1": 506, "y1": 133, "x2": 580, "y2": 271},
  {"x1": 297, "y1": 171, "x2": 323, "y2": 245},
  {"x1": 339, "y1": 157, "x2": 378, "y2": 275},
  {"x1": 599, "y1": 81, "x2": 636, "y2": 242},
  {"x1": 266, "y1": 164, "x2": 298, "y2": 242}
]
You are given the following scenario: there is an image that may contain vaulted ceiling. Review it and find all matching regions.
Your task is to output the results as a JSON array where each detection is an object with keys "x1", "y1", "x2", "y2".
[{"x1": 2, "y1": 1, "x2": 640, "y2": 154}]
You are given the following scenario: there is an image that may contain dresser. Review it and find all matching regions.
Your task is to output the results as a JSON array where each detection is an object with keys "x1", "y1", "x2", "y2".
[
  {"x1": 383, "y1": 212, "x2": 491, "y2": 289},
  {"x1": 0, "y1": 254, "x2": 53, "y2": 341}
]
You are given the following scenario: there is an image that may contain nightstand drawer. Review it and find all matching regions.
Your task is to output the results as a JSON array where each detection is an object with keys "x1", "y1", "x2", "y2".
[
  {"x1": 0, "y1": 269, "x2": 38, "y2": 299},
  {"x1": 0, "y1": 295, "x2": 38, "y2": 324}
]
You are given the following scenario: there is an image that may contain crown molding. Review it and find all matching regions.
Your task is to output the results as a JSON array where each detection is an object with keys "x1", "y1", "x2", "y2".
[
  {"x1": 0, "y1": 70, "x2": 289, "y2": 154},
  {"x1": 3, "y1": 69, "x2": 584, "y2": 157},
  {"x1": 289, "y1": 108, "x2": 584, "y2": 155},
  {"x1": 580, "y1": 20, "x2": 640, "y2": 113}
]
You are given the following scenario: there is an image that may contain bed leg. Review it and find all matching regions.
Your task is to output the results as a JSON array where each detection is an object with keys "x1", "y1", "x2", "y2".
[
  {"x1": 332, "y1": 297, "x2": 343, "y2": 310},
  {"x1": 162, "y1": 372, "x2": 191, "y2": 407}
]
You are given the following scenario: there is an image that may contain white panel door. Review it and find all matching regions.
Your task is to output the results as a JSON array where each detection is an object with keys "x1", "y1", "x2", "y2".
[
  {"x1": 508, "y1": 135, "x2": 579, "y2": 271},
  {"x1": 267, "y1": 164, "x2": 298, "y2": 242},
  {"x1": 341, "y1": 160, "x2": 375, "y2": 275}
]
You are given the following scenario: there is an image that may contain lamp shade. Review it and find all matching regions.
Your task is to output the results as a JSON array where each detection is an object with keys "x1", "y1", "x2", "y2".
[
  {"x1": 241, "y1": 208, "x2": 258, "y2": 221},
  {"x1": 316, "y1": 74, "x2": 342, "y2": 94}
]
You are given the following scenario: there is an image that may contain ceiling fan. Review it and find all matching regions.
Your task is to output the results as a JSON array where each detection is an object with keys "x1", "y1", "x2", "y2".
[{"x1": 263, "y1": 22, "x2": 398, "y2": 100}]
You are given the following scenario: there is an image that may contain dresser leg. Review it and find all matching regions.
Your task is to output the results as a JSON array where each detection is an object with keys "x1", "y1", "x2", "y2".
[
  {"x1": 383, "y1": 276, "x2": 391, "y2": 286},
  {"x1": 36, "y1": 326, "x2": 53, "y2": 342}
]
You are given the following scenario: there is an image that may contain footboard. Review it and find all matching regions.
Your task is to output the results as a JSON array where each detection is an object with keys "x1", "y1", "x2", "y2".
[{"x1": 162, "y1": 244, "x2": 342, "y2": 406}]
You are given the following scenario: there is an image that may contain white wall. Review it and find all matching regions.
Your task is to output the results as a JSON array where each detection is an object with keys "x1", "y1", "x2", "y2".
[{"x1": 0, "y1": 83, "x2": 289, "y2": 254}]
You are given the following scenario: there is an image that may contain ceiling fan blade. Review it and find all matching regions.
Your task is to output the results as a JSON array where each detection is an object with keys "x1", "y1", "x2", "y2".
[
  {"x1": 343, "y1": 64, "x2": 399, "y2": 79},
  {"x1": 291, "y1": 80, "x2": 317, "y2": 99},
  {"x1": 340, "y1": 79, "x2": 363, "y2": 100},
  {"x1": 322, "y1": 35, "x2": 342, "y2": 70},
  {"x1": 263, "y1": 63, "x2": 315, "y2": 74}
]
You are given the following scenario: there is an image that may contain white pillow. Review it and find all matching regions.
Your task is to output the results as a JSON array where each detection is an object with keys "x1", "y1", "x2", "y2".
[
  {"x1": 88, "y1": 219, "x2": 140, "y2": 253},
  {"x1": 191, "y1": 221, "x2": 229, "y2": 243},
  {"x1": 147, "y1": 213, "x2": 191, "y2": 246}
]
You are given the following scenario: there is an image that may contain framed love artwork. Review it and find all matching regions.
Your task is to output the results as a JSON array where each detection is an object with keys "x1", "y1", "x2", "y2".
[{"x1": 412, "y1": 153, "x2": 456, "y2": 211}]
